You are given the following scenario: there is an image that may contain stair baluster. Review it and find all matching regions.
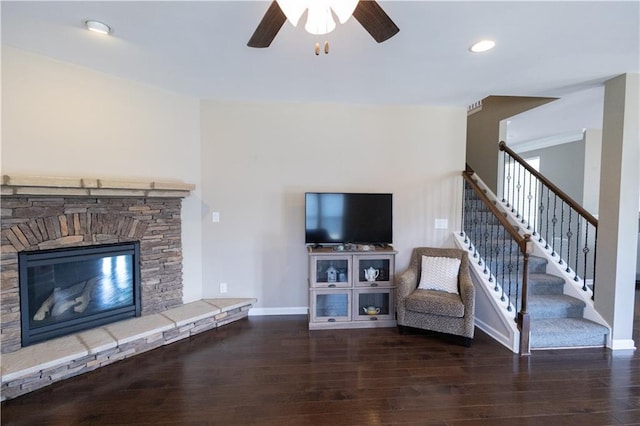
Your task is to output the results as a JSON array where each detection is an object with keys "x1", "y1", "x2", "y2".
[
  {"x1": 498, "y1": 141, "x2": 598, "y2": 297},
  {"x1": 462, "y1": 170, "x2": 532, "y2": 354}
]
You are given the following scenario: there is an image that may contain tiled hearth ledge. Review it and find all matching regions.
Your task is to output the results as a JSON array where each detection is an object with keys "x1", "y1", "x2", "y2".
[
  {"x1": 0, "y1": 298, "x2": 256, "y2": 401},
  {"x1": 1, "y1": 174, "x2": 196, "y2": 197}
]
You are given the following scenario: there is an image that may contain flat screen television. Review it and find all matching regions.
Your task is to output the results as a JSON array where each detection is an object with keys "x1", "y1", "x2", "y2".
[{"x1": 305, "y1": 192, "x2": 393, "y2": 246}]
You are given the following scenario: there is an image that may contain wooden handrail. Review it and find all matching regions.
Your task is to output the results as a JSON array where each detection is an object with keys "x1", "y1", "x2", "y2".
[
  {"x1": 499, "y1": 141, "x2": 598, "y2": 227},
  {"x1": 462, "y1": 169, "x2": 532, "y2": 355},
  {"x1": 462, "y1": 170, "x2": 527, "y2": 250}
]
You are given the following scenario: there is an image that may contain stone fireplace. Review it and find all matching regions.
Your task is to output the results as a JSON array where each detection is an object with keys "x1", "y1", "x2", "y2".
[
  {"x1": 1, "y1": 176, "x2": 257, "y2": 401},
  {"x1": 1, "y1": 175, "x2": 194, "y2": 354}
]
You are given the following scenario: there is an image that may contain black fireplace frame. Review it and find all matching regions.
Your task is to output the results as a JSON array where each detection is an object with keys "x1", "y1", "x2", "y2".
[{"x1": 19, "y1": 242, "x2": 142, "y2": 347}]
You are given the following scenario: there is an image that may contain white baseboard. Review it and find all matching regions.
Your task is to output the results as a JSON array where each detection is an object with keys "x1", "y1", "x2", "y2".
[
  {"x1": 608, "y1": 339, "x2": 637, "y2": 351},
  {"x1": 248, "y1": 307, "x2": 308, "y2": 316}
]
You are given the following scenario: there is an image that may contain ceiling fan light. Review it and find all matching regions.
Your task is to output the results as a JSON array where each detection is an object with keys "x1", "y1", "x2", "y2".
[
  {"x1": 330, "y1": 0, "x2": 359, "y2": 24},
  {"x1": 276, "y1": 0, "x2": 306, "y2": 26},
  {"x1": 470, "y1": 40, "x2": 496, "y2": 53},
  {"x1": 305, "y1": 5, "x2": 336, "y2": 35},
  {"x1": 277, "y1": 0, "x2": 357, "y2": 34}
]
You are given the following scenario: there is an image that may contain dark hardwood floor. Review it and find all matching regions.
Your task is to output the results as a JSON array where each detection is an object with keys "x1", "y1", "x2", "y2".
[{"x1": 2, "y1": 290, "x2": 639, "y2": 425}]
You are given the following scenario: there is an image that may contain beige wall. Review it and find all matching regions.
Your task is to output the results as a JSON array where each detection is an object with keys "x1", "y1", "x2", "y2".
[
  {"x1": 596, "y1": 73, "x2": 639, "y2": 349},
  {"x1": 1, "y1": 47, "x2": 204, "y2": 302},
  {"x1": 583, "y1": 129, "x2": 603, "y2": 216},
  {"x1": 467, "y1": 96, "x2": 556, "y2": 193},
  {"x1": 200, "y1": 101, "x2": 466, "y2": 309},
  {"x1": 2, "y1": 47, "x2": 468, "y2": 311},
  {"x1": 518, "y1": 139, "x2": 586, "y2": 204}
]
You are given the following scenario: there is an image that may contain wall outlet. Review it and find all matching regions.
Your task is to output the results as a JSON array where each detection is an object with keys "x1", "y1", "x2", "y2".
[
  {"x1": 435, "y1": 218, "x2": 448, "y2": 229},
  {"x1": 220, "y1": 282, "x2": 227, "y2": 293},
  {"x1": 212, "y1": 212, "x2": 220, "y2": 222}
]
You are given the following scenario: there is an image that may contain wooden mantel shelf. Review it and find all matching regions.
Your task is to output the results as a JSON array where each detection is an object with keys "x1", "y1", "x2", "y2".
[{"x1": 1, "y1": 175, "x2": 195, "y2": 198}]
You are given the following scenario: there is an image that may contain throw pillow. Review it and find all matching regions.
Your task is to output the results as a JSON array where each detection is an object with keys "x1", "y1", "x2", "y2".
[{"x1": 417, "y1": 256, "x2": 461, "y2": 294}]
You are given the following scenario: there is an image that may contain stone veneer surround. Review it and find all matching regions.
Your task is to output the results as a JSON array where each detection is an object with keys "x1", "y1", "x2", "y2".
[
  {"x1": 1, "y1": 176, "x2": 196, "y2": 354},
  {"x1": 0, "y1": 177, "x2": 261, "y2": 401}
]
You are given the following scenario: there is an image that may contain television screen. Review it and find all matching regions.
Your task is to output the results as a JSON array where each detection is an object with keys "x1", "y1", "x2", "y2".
[{"x1": 305, "y1": 193, "x2": 393, "y2": 245}]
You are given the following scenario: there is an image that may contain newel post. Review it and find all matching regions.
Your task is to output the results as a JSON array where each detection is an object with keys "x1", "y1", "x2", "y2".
[{"x1": 518, "y1": 234, "x2": 533, "y2": 356}]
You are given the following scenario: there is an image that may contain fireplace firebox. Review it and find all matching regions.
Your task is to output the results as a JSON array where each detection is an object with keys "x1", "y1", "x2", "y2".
[{"x1": 19, "y1": 242, "x2": 141, "y2": 346}]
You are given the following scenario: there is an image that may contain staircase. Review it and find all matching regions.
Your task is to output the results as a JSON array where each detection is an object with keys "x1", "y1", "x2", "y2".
[
  {"x1": 511, "y1": 254, "x2": 608, "y2": 349},
  {"x1": 459, "y1": 170, "x2": 610, "y2": 353}
]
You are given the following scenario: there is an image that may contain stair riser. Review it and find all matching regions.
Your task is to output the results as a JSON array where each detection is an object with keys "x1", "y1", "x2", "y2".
[
  {"x1": 502, "y1": 280, "x2": 564, "y2": 296},
  {"x1": 531, "y1": 332, "x2": 607, "y2": 349},
  {"x1": 464, "y1": 187, "x2": 609, "y2": 350},
  {"x1": 528, "y1": 305, "x2": 585, "y2": 319}
]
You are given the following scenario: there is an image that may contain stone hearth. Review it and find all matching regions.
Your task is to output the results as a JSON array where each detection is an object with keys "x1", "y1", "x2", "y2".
[
  {"x1": 1, "y1": 297, "x2": 256, "y2": 400},
  {"x1": 1, "y1": 175, "x2": 195, "y2": 353},
  {"x1": 0, "y1": 176, "x2": 258, "y2": 400}
]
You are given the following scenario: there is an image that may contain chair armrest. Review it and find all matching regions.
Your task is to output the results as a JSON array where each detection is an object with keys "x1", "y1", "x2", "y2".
[
  {"x1": 458, "y1": 268, "x2": 475, "y2": 316},
  {"x1": 396, "y1": 268, "x2": 418, "y2": 302}
]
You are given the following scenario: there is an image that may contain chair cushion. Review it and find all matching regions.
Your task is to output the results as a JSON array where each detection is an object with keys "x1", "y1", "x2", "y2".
[
  {"x1": 417, "y1": 256, "x2": 461, "y2": 294},
  {"x1": 405, "y1": 289, "x2": 465, "y2": 318}
]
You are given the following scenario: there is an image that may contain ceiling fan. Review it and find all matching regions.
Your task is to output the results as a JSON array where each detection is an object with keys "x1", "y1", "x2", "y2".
[{"x1": 247, "y1": 0, "x2": 400, "y2": 48}]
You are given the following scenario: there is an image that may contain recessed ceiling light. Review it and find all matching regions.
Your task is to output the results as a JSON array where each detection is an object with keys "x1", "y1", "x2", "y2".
[
  {"x1": 470, "y1": 40, "x2": 495, "y2": 53},
  {"x1": 85, "y1": 20, "x2": 111, "y2": 35}
]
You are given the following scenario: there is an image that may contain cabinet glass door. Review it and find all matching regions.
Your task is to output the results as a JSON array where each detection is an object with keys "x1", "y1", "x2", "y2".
[
  {"x1": 312, "y1": 290, "x2": 351, "y2": 322},
  {"x1": 354, "y1": 289, "x2": 393, "y2": 321},
  {"x1": 355, "y1": 255, "x2": 394, "y2": 287},
  {"x1": 311, "y1": 256, "x2": 351, "y2": 288}
]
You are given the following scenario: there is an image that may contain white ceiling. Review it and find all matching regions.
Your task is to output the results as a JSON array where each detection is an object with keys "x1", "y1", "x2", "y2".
[{"x1": 2, "y1": 0, "x2": 639, "y2": 137}]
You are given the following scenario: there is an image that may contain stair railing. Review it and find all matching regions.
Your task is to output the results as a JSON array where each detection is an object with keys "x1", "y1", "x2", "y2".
[
  {"x1": 499, "y1": 141, "x2": 598, "y2": 298},
  {"x1": 462, "y1": 169, "x2": 534, "y2": 355}
]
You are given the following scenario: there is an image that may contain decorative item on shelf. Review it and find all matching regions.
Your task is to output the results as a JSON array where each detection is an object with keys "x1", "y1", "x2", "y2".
[
  {"x1": 363, "y1": 306, "x2": 380, "y2": 315},
  {"x1": 326, "y1": 265, "x2": 338, "y2": 283},
  {"x1": 364, "y1": 267, "x2": 379, "y2": 282},
  {"x1": 338, "y1": 272, "x2": 347, "y2": 282}
]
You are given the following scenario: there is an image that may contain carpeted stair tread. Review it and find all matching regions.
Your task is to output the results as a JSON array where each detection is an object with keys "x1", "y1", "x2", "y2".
[
  {"x1": 530, "y1": 318, "x2": 609, "y2": 348},
  {"x1": 527, "y1": 273, "x2": 565, "y2": 294},
  {"x1": 527, "y1": 294, "x2": 586, "y2": 319},
  {"x1": 464, "y1": 190, "x2": 609, "y2": 350},
  {"x1": 502, "y1": 273, "x2": 565, "y2": 294}
]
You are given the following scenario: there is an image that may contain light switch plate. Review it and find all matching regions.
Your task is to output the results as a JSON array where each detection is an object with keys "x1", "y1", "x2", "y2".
[{"x1": 435, "y1": 218, "x2": 448, "y2": 229}]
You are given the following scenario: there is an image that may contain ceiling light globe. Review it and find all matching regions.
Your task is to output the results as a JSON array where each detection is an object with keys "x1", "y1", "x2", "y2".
[
  {"x1": 85, "y1": 20, "x2": 111, "y2": 35},
  {"x1": 470, "y1": 40, "x2": 495, "y2": 53}
]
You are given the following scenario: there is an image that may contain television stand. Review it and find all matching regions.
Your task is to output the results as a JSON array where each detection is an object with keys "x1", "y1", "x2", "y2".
[{"x1": 307, "y1": 248, "x2": 397, "y2": 330}]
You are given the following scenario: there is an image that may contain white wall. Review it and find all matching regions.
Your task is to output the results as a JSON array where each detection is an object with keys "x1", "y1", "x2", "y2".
[
  {"x1": 200, "y1": 101, "x2": 466, "y2": 309},
  {"x1": 1, "y1": 47, "x2": 203, "y2": 302}
]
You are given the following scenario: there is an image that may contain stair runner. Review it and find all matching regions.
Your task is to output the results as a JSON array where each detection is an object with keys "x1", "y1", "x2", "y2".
[
  {"x1": 467, "y1": 185, "x2": 609, "y2": 349},
  {"x1": 522, "y1": 256, "x2": 609, "y2": 349},
  {"x1": 471, "y1": 219, "x2": 609, "y2": 349}
]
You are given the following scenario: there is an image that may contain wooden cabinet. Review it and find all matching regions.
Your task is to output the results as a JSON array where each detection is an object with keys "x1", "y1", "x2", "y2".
[{"x1": 308, "y1": 248, "x2": 396, "y2": 330}]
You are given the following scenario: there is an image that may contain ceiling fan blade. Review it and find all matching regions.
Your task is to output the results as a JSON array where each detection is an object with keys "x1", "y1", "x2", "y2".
[
  {"x1": 352, "y1": 0, "x2": 399, "y2": 43},
  {"x1": 247, "y1": 1, "x2": 287, "y2": 48}
]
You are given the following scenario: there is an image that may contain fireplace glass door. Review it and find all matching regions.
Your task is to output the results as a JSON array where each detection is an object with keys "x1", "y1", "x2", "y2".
[{"x1": 19, "y1": 242, "x2": 141, "y2": 346}]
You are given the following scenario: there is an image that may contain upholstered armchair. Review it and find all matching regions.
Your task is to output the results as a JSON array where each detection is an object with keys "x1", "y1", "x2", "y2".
[{"x1": 396, "y1": 247, "x2": 475, "y2": 346}]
